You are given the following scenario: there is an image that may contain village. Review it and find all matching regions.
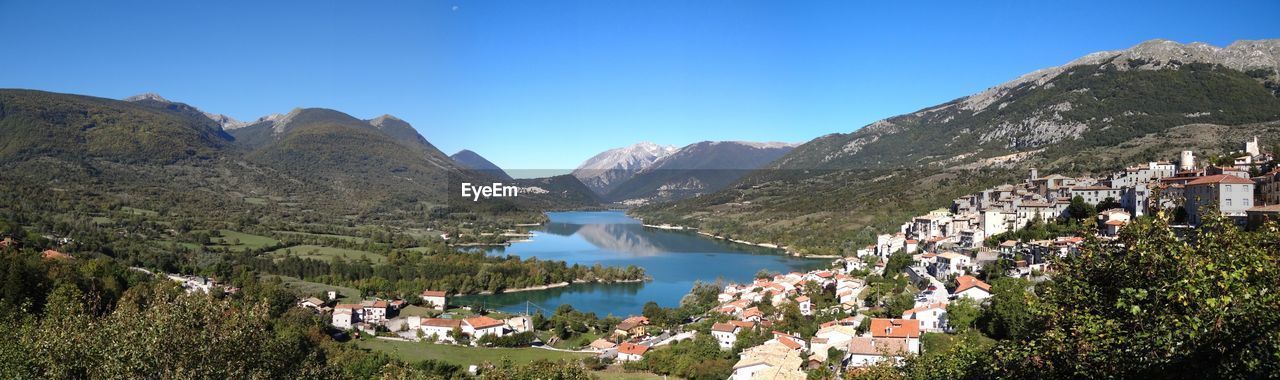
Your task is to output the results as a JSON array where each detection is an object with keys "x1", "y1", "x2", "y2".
[{"x1": 266, "y1": 137, "x2": 1280, "y2": 379}]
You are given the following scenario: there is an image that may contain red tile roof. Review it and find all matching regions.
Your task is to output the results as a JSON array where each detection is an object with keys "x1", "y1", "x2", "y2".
[
  {"x1": 711, "y1": 322, "x2": 738, "y2": 333},
  {"x1": 777, "y1": 335, "x2": 803, "y2": 350},
  {"x1": 1187, "y1": 174, "x2": 1255, "y2": 186},
  {"x1": 421, "y1": 318, "x2": 462, "y2": 328},
  {"x1": 464, "y1": 316, "x2": 504, "y2": 329},
  {"x1": 955, "y1": 275, "x2": 991, "y2": 293},
  {"x1": 618, "y1": 342, "x2": 649, "y2": 355},
  {"x1": 421, "y1": 290, "x2": 447, "y2": 297},
  {"x1": 869, "y1": 319, "x2": 921, "y2": 339}
]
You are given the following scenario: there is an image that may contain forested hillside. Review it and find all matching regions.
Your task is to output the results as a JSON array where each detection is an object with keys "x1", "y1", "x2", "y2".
[{"x1": 635, "y1": 41, "x2": 1280, "y2": 255}]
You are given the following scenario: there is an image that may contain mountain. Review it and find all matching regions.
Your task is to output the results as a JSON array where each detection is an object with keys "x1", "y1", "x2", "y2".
[
  {"x1": 572, "y1": 142, "x2": 677, "y2": 195},
  {"x1": 125, "y1": 93, "x2": 246, "y2": 130},
  {"x1": 2, "y1": 90, "x2": 233, "y2": 164},
  {"x1": 450, "y1": 149, "x2": 512, "y2": 180},
  {"x1": 603, "y1": 141, "x2": 795, "y2": 204},
  {"x1": 634, "y1": 39, "x2": 1280, "y2": 255},
  {"x1": 0, "y1": 89, "x2": 601, "y2": 226}
]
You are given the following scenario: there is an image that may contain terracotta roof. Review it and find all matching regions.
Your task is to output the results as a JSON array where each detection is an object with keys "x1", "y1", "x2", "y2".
[
  {"x1": 1187, "y1": 174, "x2": 1255, "y2": 186},
  {"x1": 955, "y1": 275, "x2": 991, "y2": 293},
  {"x1": 869, "y1": 318, "x2": 921, "y2": 339},
  {"x1": 618, "y1": 342, "x2": 649, "y2": 355},
  {"x1": 421, "y1": 318, "x2": 462, "y2": 328},
  {"x1": 40, "y1": 249, "x2": 71, "y2": 260},
  {"x1": 795, "y1": 296, "x2": 810, "y2": 302},
  {"x1": 1105, "y1": 219, "x2": 1127, "y2": 226},
  {"x1": 777, "y1": 335, "x2": 803, "y2": 350},
  {"x1": 730, "y1": 320, "x2": 755, "y2": 329},
  {"x1": 711, "y1": 322, "x2": 738, "y2": 333},
  {"x1": 742, "y1": 307, "x2": 763, "y2": 319},
  {"x1": 464, "y1": 316, "x2": 504, "y2": 329},
  {"x1": 847, "y1": 337, "x2": 911, "y2": 356},
  {"x1": 421, "y1": 290, "x2": 447, "y2": 297}
]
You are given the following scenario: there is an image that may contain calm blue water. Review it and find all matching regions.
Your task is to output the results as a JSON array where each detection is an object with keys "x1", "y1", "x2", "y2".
[{"x1": 456, "y1": 211, "x2": 826, "y2": 316}]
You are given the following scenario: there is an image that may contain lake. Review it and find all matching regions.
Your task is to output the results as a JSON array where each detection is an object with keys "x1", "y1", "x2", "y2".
[{"x1": 456, "y1": 210, "x2": 827, "y2": 316}]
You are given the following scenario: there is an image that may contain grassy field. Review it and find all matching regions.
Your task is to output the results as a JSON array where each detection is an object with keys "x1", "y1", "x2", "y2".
[
  {"x1": 243, "y1": 197, "x2": 269, "y2": 205},
  {"x1": 267, "y1": 275, "x2": 362, "y2": 302},
  {"x1": 208, "y1": 230, "x2": 280, "y2": 251},
  {"x1": 120, "y1": 207, "x2": 158, "y2": 216},
  {"x1": 91, "y1": 216, "x2": 113, "y2": 225},
  {"x1": 355, "y1": 339, "x2": 589, "y2": 366},
  {"x1": 153, "y1": 240, "x2": 203, "y2": 251},
  {"x1": 271, "y1": 245, "x2": 386, "y2": 264},
  {"x1": 273, "y1": 230, "x2": 369, "y2": 244}
]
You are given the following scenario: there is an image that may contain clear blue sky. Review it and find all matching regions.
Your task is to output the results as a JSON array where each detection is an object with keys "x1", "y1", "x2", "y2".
[{"x1": 2, "y1": 1, "x2": 1277, "y2": 174}]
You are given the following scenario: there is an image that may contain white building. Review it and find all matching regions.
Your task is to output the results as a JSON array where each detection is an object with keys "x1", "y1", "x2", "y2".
[
  {"x1": 462, "y1": 316, "x2": 507, "y2": 339},
  {"x1": 617, "y1": 342, "x2": 650, "y2": 362},
  {"x1": 361, "y1": 300, "x2": 389, "y2": 324},
  {"x1": 419, "y1": 318, "x2": 462, "y2": 342},
  {"x1": 420, "y1": 290, "x2": 448, "y2": 311},
  {"x1": 332, "y1": 304, "x2": 361, "y2": 329},
  {"x1": 900, "y1": 303, "x2": 949, "y2": 332},
  {"x1": 954, "y1": 275, "x2": 991, "y2": 301},
  {"x1": 1185, "y1": 174, "x2": 1256, "y2": 226},
  {"x1": 796, "y1": 296, "x2": 812, "y2": 316},
  {"x1": 711, "y1": 322, "x2": 741, "y2": 350}
]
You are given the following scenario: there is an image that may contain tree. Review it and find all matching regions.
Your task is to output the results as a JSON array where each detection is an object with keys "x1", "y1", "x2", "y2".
[
  {"x1": 979, "y1": 277, "x2": 1037, "y2": 340},
  {"x1": 1067, "y1": 195, "x2": 1096, "y2": 220},
  {"x1": 1096, "y1": 196, "x2": 1122, "y2": 212},
  {"x1": 945, "y1": 297, "x2": 981, "y2": 332},
  {"x1": 642, "y1": 301, "x2": 668, "y2": 326}
]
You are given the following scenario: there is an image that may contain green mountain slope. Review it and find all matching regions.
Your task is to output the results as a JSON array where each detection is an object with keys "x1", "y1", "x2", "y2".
[
  {"x1": 634, "y1": 39, "x2": 1280, "y2": 255},
  {"x1": 0, "y1": 89, "x2": 232, "y2": 164}
]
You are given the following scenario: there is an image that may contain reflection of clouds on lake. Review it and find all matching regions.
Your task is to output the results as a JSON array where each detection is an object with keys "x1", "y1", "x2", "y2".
[
  {"x1": 575, "y1": 224, "x2": 666, "y2": 256},
  {"x1": 466, "y1": 211, "x2": 827, "y2": 316}
]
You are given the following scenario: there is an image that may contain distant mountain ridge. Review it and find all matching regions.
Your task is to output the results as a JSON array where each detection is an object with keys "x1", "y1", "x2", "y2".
[
  {"x1": 1, "y1": 89, "x2": 602, "y2": 221},
  {"x1": 450, "y1": 149, "x2": 512, "y2": 180},
  {"x1": 604, "y1": 140, "x2": 795, "y2": 203},
  {"x1": 635, "y1": 38, "x2": 1280, "y2": 255},
  {"x1": 572, "y1": 142, "x2": 677, "y2": 195}
]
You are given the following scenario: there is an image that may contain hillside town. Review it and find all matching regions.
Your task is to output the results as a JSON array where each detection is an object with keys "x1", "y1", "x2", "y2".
[{"x1": 280, "y1": 137, "x2": 1280, "y2": 378}]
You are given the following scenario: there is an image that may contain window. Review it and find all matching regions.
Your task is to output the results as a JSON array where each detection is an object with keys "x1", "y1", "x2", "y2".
[{"x1": 1225, "y1": 199, "x2": 1232, "y2": 207}]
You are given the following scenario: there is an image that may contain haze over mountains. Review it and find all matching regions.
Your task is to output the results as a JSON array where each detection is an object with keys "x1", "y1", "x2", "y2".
[{"x1": 636, "y1": 38, "x2": 1280, "y2": 254}]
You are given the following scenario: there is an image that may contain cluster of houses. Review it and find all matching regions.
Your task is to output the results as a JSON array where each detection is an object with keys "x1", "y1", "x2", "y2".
[
  {"x1": 314, "y1": 289, "x2": 530, "y2": 343},
  {"x1": 860, "y1": 137, "x2": 1279, "y2": 263},
  {"x1": 651, "y1": 259, "x2": 999, "y2": 378}
]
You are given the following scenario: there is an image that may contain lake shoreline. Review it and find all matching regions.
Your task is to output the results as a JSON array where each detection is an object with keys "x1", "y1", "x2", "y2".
[{"x1": 466, "y1": 277, "x2": 650, "y2": 296}]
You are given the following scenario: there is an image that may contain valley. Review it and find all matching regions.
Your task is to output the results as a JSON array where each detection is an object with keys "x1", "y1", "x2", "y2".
[{"x1": 2, "y1": 16, "x2": 1280, "y2": 378}]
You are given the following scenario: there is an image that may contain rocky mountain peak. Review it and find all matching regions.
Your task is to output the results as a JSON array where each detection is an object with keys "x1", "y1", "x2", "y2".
[{"x1": 124, "y1": 92, "x2": 172, "y2": 103}]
